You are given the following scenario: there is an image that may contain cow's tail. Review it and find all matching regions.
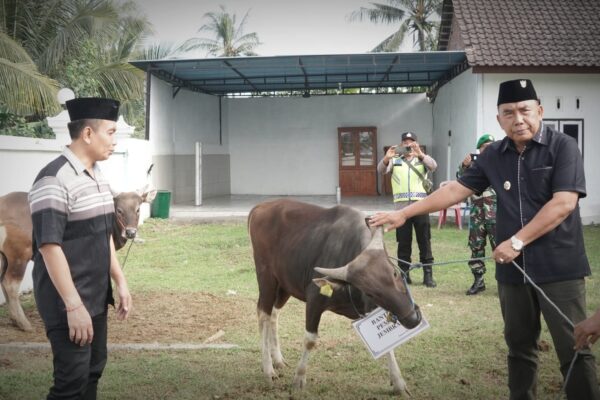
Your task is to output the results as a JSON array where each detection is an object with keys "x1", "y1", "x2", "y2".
[
  {"x1": 0, "y1": 225, "x2": 6, "y2": 283},
  {"x1": 247, "y1": 204, "x2": 259, "y2": 235}
]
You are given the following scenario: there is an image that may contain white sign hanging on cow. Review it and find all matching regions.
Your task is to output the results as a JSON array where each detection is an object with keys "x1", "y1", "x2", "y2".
[{"x1": 352, "y1": 307, "x2": 429, "y2": 359}]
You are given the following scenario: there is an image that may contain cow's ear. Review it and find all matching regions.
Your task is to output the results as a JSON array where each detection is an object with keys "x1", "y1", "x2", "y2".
[
  {"x1": 313, "y1": 278, "x2": 344, "y2": 296},
  {"x1": 141, "y1": 188, "x2": 158, "y2": 203}
]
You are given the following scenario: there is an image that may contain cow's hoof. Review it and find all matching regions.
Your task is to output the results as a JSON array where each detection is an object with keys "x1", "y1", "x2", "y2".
[
  {"x1": 391, "y1": 382, "x2": 411, "y2": 398},
  {"x1": 292, "y1": 374, "x2": 306, "y2": 390},
  {"x1": 264, "y1": 369, "x2": 279, "y2": 385},
  {"x1": 14, "y1": 318, "x2": 33, "y2": 332}
]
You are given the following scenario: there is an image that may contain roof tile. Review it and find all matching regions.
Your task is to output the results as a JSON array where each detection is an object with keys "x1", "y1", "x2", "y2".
[{"x1": 439, "y1": 0, "x2": 600, "y2": 67}]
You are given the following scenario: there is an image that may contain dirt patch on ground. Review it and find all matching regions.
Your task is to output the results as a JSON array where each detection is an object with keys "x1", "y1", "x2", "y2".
[{"x1": 0, "y1": 292, "x2": 256, "y2": 344}]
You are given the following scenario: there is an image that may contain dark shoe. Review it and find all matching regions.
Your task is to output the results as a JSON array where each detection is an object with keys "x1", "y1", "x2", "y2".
[
  {"x1": 423, "y1": 267, "x2": 436, "y2": 288},
  {"x1": 466, "y1": 274, "x2": 485, "y2": 295}
]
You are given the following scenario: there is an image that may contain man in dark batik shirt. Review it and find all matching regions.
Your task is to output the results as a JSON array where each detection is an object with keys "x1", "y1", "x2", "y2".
[{"x1": 370, "y1": 79, "x2": 599, "y2": 400}]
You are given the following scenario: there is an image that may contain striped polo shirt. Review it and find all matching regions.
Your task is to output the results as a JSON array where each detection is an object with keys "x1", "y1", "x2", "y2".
[{"x1": 29, "y1": 147, "x2": 115, "y2": 326}]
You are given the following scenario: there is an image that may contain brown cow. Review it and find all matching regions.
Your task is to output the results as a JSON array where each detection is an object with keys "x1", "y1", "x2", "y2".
[
  {"x1": 248, "y1": 199, "x2": 421, "y2": 396},
  {"x1": 0, "y1": 188, "x2": 156, "y2": 331}
]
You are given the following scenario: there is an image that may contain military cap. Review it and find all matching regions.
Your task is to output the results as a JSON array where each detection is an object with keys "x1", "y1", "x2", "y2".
[{"x1": 476, "y1": 133, "x2": 495, "y2": 149}]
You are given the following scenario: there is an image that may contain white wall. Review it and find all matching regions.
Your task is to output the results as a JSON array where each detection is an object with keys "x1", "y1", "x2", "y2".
[
  {"x1": 149, "y1": 76, "x2": 229, "y2": 202},
  {"x1": 432, "y1": 69, "x2": 481, "y2": 186},
  {"x1": 226, "y1": 94, "x2": 433, "y2": 195}
]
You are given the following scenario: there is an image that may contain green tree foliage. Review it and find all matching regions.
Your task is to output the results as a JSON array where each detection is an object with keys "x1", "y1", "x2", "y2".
[
  {"x1": 184, "y1": 5, "x2": 261, "y2": 57},
  {"x1": 0, "y1": 0, "x2": 155, "y2": 137},
  {"x1": 349, "y1": 0, "x2": 442, "y2": 52}
]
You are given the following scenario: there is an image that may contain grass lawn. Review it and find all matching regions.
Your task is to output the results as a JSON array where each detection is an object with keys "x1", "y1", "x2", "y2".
[{"x1": 1, "y1": 220, "x2": 599, "y2": 399}]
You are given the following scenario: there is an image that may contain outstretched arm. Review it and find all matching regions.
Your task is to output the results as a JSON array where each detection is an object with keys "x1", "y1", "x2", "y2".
[{"x1": 370, "y1": 181, "x2": 473, "y2": 231}]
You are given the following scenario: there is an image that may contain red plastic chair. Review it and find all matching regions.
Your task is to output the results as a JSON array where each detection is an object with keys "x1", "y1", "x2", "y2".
[{"x1": 437, "y1": 181, "x2": 464, "y2": 229}]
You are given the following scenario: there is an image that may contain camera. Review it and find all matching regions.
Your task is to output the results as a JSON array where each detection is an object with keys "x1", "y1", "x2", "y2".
[
  {"x1": 395, "y1": 146, "x2": 412, "y2": 156},
  {"x1": 470, "y1": 153, "x2": 479, "y2": 162}
]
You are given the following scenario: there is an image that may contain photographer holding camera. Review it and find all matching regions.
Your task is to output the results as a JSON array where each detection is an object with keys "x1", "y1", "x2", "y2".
[
  {"x1": 378, "y1": 131, "x2": 437, "y2": 287},
  {"x1": 457, "y1": 133, "x2": 497, "y2": 295}
]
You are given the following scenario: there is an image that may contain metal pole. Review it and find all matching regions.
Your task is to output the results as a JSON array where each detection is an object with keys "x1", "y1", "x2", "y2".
[{"x1": 195, "y1": 142, "x2": 202, "y2": 206}]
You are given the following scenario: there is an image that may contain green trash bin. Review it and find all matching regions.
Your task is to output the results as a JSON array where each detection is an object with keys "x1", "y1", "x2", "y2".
[{"x1": 151, "y1": 190, "x2": 171, "y2": 218}]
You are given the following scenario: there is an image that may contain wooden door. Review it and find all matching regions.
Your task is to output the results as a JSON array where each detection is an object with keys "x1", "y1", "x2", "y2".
[{"x1": 338, "y1": 127, "x2": 378, "y2": 196}]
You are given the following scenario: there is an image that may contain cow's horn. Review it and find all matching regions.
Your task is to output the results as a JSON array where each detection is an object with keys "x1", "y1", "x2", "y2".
[
  {"x1": 314, "y1": 265, "x2": 349, "y2": 281},
  {"x1": 366, "y1": 226, "x2": 384, "y2": 250}
]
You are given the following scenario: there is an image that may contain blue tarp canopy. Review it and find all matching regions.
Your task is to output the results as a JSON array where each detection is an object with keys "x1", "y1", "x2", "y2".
[{"x1": 130, "y1": 51, "x2": 467, "y2": 96}]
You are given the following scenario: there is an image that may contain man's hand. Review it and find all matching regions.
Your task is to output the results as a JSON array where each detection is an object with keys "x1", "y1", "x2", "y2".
[
  {"x1": 492, "y1": 239, "x2": 521, "y2": 264},
  {"x1": 67, "y1": 305, "x2": 93, "y2": 346},
  {"x1": 369, "y1": 210, "x2": 407, "y2": 232},
  {"x1": 406, "y1": 141, "x2": 424, "y2": 159},
  {"x1": 115, "y1": 282, "x2": 132, "y2": 321},
  {"x1": 462, "y1": 153, "x2": 472, "y2": 168},
  {"x1": 383, "y1": 146, "x2": 397, "y2": 164},
  {"x1": 574, "y1": 310, "x2": 600, "y2": 350}
]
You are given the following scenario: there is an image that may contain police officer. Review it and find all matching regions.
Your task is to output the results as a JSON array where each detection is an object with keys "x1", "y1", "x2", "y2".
[
  {"x1": 457, "y1": 134, "x2": 497, "y2": 295},
  {"x1": 378, "y1": 131, "x2": 437, "y2": 287}
]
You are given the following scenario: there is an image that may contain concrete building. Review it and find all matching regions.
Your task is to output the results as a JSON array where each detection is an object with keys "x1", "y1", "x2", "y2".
[{"x1": 132, "y1": 0, "x2": 600, "y2": 223}]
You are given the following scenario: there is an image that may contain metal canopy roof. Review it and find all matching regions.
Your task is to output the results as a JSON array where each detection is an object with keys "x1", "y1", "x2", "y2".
[{"x1": 130, "y1": 51, "x2": 467, "y2": 96}]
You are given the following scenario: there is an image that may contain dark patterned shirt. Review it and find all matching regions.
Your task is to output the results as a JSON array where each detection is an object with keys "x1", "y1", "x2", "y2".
[
  {"x1": 29, "y1": 147, "x2": 114, "y2": 326},
  {"x1": 458, "y1": 126, "x2": 590, "y2": 285}
]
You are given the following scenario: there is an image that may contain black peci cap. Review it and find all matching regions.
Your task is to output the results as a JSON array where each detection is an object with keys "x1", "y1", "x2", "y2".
[
  {"x1": 66, "y1": 98, "x2": 120, "y2": 122},
  {"x1": 401, "y1": 131, "x2": 417, "y2": 141},
  {"x1": 497, "y1": 79, "x2": 538, "y2": 106}
]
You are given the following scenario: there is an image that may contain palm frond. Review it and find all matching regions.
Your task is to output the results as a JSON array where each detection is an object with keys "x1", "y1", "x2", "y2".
[
  {"x1": 91, "y1": 62, "x2": 145, "y2": 101},
  {"x1": 348, "y1": 3, "x2": 405, "y2": 24},
  {"x1": 37, "y1": 0, "x2": 119, "y2": 74},
  {"x1": 189, "y1": 5, "x2": 260, "y2": 57},
  {"x1": 352, "y1": 0, "x2": 442, "y2": 52},
  {"x1": 0, "y1": 31, "x2": 35, "y2": 63},
  {"x1": 0, "y1": 57, "x2": 60, "y2": 115},
  {"x1": 136, "y1": 41, "x2": 188, "y2": 61},
  {"x1": 371, "y1": 22, "x2": 408, "y2": 52}
]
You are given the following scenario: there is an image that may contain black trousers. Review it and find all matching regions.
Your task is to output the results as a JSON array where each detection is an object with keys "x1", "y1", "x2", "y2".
[
  {"x1": 396, "y1": 213, "x2": 434, "y2": 266},
  {"x1": 498, "y1": 280, "x2": 600, "y2": 400},
  {"x1": 45, "y1": 312, "x2": 108, "y2": 400}
]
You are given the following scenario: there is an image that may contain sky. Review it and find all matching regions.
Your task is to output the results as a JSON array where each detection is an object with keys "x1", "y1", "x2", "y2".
[{"x1": 133, "y1": 0, "x2": 410, "y2": 57}]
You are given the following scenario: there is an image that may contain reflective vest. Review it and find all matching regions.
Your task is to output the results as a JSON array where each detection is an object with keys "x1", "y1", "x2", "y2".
[{"x1": 390, "y1": 157, "x2": 428, "y2": 202}]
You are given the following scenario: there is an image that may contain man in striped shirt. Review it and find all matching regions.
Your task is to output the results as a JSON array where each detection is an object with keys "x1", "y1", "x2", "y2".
[{"x1": 29, "y1": 97, "x2": 132, "y2": 400}]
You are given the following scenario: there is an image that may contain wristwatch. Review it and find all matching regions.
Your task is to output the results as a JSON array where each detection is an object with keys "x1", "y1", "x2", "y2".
[{"x1": 511, "y1": 235, "x2": 524, "y2": 252}]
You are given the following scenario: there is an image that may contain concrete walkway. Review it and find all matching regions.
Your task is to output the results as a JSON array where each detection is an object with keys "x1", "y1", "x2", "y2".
[
  {"x1": 0, "y1": 342, "x2": 238, "y2": 352},
  {"x1": 169, "y1": 194, "x2": 398, "y2": 220}
]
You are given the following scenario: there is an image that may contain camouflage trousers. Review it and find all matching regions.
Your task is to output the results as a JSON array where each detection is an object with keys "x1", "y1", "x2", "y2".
[{"x1": 468, "y1": 196, "x2": 496, "y2": 274}]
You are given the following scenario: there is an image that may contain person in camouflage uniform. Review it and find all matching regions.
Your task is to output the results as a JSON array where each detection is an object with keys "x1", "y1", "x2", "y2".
[{"x1": 457, "y1": 134, "x2": 497, "y2": 295}]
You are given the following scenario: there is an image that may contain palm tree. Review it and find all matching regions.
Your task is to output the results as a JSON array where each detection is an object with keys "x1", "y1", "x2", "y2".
[
  {"x1": 184, "y1": 5, "x2": 261, "y2": 57},
  {"x1": 349, "y1": 0, "x2": 442, "y2": 52},
  {"x1": 0, "y1": 0, "x2": 151, "y2": 118}
]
